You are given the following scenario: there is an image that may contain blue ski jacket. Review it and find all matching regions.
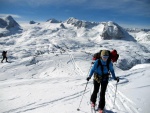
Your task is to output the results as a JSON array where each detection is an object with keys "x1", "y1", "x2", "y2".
[{"x1": 89, "y1": 59, "x2": 116, "y2": 80}]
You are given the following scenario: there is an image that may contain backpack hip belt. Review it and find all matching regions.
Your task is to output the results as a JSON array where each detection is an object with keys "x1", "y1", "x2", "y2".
[{"x1": 94, "y1": 73, "x2": 109, "y2": 83}]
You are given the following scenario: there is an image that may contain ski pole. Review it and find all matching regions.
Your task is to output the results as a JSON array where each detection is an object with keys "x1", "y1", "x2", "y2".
[
  {"x1": 113, "y1": 81, "x2": 118, "y2": 108},
  {"x1": 87, "y1": 62, "x2": 93, "y2": 75},
  {"x1": 77, "y1": 63, "x2": 93, "y2": 111},
  {"x1": 77, "y1": 81, "x2": 88, "y2": 111}
]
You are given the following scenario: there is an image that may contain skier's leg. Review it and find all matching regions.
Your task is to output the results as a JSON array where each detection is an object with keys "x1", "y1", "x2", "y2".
[
  {"x1": 90, "y1": 80, "x2": 100, "y2": 104},
  {"x1": 98, "y1": 81, "x2": 108, "y2": 110},
  {"x1": 6, "y1": 57, "x2": 8, "y2": 62},
  {"x1": 1, "y1": 57, "x2": 4, "y2": 63}
]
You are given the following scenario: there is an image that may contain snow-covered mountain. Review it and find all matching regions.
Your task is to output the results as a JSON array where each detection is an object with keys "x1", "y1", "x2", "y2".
[
  {"x1": 29, "y1": 20, "x2": 37, "y2": 24},
  {"x1": 1, "y1": 16, "x2": 149, "y2": 42},
  {"x1": 100, "y1": 21, "x2": 135, "y2": 41},
  {"x1": 4, "y1": 16, "x2": 20, "y2": 29},
  {"x1": 0, "y1": 16, "x2": 150, "y2": 113},
  {"x1": 46, "y1": 18, "x2": 61, "y2": 23},
  {"x1": 66, "y1": 17, "x2": 98, "y2": 28},
  {"x1": 127, "y1": 30, "x2": 150, "y2": 42},
  {"x1": 0, "y1": 15, "x2": 22, "y2": 37},
  {"x1": 65, "y1": 18, "x2": 135, "y2": 41},
  {"x1": 0, "y1": 16, "x2": 149, "y2": 69},
  {"x1": 125, "y1": 28, "x2": 150, "y2": 33}
]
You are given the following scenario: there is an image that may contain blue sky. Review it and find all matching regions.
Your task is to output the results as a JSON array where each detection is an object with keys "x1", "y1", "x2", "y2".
[{"x1": 0, "y1": 0, "x2": 150, "y2": 28}]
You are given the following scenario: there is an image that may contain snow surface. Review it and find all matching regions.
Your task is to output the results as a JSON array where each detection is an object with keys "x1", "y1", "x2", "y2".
[{"x1": 0, "y1": 21, "x2": 150, "y2": 113}]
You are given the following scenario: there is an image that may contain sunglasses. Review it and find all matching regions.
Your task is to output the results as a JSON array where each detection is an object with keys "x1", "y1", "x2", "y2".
[{"x1": 102, "y1": 56, "x2": 109, "y2": 59}]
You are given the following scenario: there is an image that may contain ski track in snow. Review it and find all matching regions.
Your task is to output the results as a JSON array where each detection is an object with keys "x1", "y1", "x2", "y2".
[{"x1": 105, "y1": 83, "x2": 139, "y2": 113}]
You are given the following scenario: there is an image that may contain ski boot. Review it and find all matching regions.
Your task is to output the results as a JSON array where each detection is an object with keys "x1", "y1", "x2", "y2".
[
  {"x1": 98, "y1": 109, "x2": 104, "y2": 113},
  {"x1": 91, "y1": 102, "x2": 95, "y2": 108}
]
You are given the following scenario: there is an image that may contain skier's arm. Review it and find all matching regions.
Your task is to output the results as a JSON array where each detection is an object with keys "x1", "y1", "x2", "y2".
[
  {"x1": 89, "y1": 60, "x2": 98, "y2": 77},
  {"x1": 109, "y1": 62, "x2": 116, "y2": 80}
]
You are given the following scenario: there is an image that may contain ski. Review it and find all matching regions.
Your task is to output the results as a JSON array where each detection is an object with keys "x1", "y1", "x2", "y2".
[
  {"x1": 91, "y1": 107, "x2": 94, "y2": 113},
  {"x1": 94, "y1": 108, "x2": 96, "y2": 113}
]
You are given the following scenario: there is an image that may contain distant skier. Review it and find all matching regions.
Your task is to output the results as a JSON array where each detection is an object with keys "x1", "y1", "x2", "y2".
[
  {"x1": 1, "y1": 51, "x2": 8, "y2": 63},
  {"x1": 86, "y1": 50, "x2": 119, "y2": 113}
]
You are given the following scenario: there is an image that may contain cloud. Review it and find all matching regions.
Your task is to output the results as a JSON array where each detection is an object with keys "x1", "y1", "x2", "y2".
[
  {"x1": 83, "y1": 0, "x2": 150, "y2": 17},
  {"x1": 1, "y1": 0, "x2": 150, "y2": 17},
  {"x1": 1, "y1": 0, "x2": 87, "y2": 6},
  {"x1": 0, "y1": 14, "x2": 21, "y2": 18},
  {"x1": 2, "y1": 0, "x2": 150, "y2": 9}
]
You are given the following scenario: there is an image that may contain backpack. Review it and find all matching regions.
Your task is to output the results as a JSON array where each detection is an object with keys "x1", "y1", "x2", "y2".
[
  {"x1": 2, "y1": 51, "x2": 7, "y2": 57},
  {"x1": 93, "y1": 50, "x2": 119, "y2": 74},
  {"x1": 110, "y1": 50, "x2": 119, "y2": 62},
  {"x1": 93, "y1": 49, "x2": 119, "y2": 63}
]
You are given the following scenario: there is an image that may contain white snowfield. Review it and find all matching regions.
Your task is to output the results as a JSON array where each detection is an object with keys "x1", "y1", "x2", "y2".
[{"x1": 0, "y1": 19, "x2": 150, "y2": 113}]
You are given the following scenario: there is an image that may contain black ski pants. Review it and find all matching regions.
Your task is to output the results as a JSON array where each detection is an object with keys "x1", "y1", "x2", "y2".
[
  {"x1": 1, "y1": 56, "x2": 8, "y2": 63},
  {"x1": 90, "y1": 80, "x2": 108, "y2": 110}
]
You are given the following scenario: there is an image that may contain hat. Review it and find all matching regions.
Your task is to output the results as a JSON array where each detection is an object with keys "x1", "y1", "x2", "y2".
[{"x1": 101, "y1": 50, "x2": 109, "y2": 56}]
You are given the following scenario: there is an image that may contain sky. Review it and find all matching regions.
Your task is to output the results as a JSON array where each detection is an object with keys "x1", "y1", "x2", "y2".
[{"x1": 0, "y1": 0, "x2": 150, "y2": 29}]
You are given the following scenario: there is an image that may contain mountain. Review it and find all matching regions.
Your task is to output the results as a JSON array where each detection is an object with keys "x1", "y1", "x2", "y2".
[
  {"x1": 0, "y1": 15, "x2": 22, "y2": 37},
  {"x1": 0, "y1": 18, "x2": 7, "y2": 28},
  {"x1": 66, "y1": 17, "x2": 98, "y2": 28},
  {"x1": 4, "y1": 15, "x2": 20, "y2": 29},
  {"x1": 125, "y1": 28, "x2": 150, "y2": 33},
  {"x1": 0, "y1": 17, "x2": 149, "y2": 70},
  {"x1": 29, "y1": 20, "x2": 36, "y2": 24},
  {"x1": 0, "y1": 16, "x2": 149, "y2": 69},
  {"x1": 64, "y1": 18, "x2": 135, "y2": 41},
  {"x1": 100, "y1": 21, "x2": 135, "y2": 41},
  {"x1": 125, "y1": 28, "x2": 150, "y2": 42},
  {"x1": 0, "y1": 16, "x2": 147, "y2": 42},
  {"x1": 46, "y1": 18, "x2": 61, "y2": 23}
]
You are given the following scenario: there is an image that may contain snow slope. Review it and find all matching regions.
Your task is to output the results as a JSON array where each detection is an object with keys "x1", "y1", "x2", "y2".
[{"x1": 0, "y1": 18, "x2": 150, "y2": 113}]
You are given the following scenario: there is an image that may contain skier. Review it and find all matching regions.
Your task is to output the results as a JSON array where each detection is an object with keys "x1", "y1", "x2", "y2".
[
  {"x1": 1, "y1": 51, "x2": 8, "y2": 63},
  {"x1": 86, "y1": 50, "x2": 119, "y2": 113}
]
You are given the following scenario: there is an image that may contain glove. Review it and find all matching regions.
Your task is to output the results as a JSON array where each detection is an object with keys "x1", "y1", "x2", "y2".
[
  {"x1": 115, "y1": 77, "x2": 119, "y2": 82},
  {"x1": 91, "y1": 62, "x2": 95, "y2": 64},
  {"x1": 86, "y1": 77, "x2": 91, "y2": 81}
]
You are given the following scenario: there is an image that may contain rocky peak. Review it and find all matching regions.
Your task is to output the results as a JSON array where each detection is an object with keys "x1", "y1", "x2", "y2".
[
  {"x1": 29, "y1": 20, "x2": 36, "y2": 24},
  {"x1": 46, "y1": 18, "x2": 61, "y2": 23},
  {"x1": 4, "y1": 15, "x2": 20, "y2": 29},
  {"x1": 101, "y1": 21, "x2": 135, "y2": 41},
  {"x1": 0, "y1": 15, "x2": 22, "y2": 37},
  {"x1": 66, "y1": 17, "x2": 98, "y2": 28},
  {"x1": 0, "y1": 18, "x2": 7, "y2": 28}
]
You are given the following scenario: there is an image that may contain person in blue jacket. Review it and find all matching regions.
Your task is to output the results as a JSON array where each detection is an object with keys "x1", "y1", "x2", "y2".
[{"x1": 86, "y1": 50, "x2": 119, "y2": 113}]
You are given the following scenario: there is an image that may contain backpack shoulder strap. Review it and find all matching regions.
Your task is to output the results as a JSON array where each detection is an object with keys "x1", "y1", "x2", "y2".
[
  {"x1": 106, "y1": 50, "x2": 111, "y2": 70},
  {"x1": 106, "y1": 60, "x2": 111, "y2": 71},
  {"x1": 97, "y1": 59, "x2": 111, "y2": 74},
  {"x1": 97, "y1": 59, "x2": 104, "y2": 75}
]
